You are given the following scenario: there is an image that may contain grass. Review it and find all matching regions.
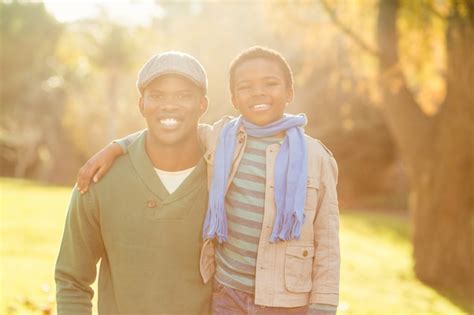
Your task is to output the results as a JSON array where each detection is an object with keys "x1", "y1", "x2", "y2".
[
  {"x1": 339, "y1": 211, "x2": 471, "y2": 314},
  {"x1": 0, "y1": 178, "x2": 470, "y2": 314}
]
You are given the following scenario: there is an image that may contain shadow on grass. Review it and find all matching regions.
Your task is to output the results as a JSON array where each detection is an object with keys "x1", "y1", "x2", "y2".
[
  {"x1": 431, "y1": 285, "x2": 474, "y2": 314},
  {"x1": 343, "y1": 208, "x2": 474, "y2": 314},
  {"x1": 342, "y1": 208, "x2": 410, "y2": 242}
]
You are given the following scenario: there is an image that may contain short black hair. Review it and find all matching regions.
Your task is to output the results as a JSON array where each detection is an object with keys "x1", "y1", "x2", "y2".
[{"x1": 229, "y1": 46, "x2": 294, "y2": 96}]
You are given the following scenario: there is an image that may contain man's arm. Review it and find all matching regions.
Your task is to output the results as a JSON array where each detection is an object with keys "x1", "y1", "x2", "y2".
[
  {"x1": 55, "y1": 187, "x2": 104, "y2": 315},
  {"x1": 309, "y1": 155, "x2": 340, "y2": 309}
]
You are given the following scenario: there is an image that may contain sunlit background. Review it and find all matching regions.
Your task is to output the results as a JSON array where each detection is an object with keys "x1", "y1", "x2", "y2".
[{"x1": 1, "y1": 0, "x2": 473, "y2": 314}]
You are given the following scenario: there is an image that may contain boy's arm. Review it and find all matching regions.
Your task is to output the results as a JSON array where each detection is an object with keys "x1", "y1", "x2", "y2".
[
  {"x1": 309, "y1": 155, "x2": 340, "y2": 307},
  {"x1": 55, "y1": 187, "x2": 104, "y2": 315},
  {"x1": 200, "y1": 116, "x2": 234, "y2": 153},
  {"x1": 77, "y1": 130, "x2": 144, "y2": 193},
  {"x1": 112, "y1": 130, "x2": 144, "y2": 154}
]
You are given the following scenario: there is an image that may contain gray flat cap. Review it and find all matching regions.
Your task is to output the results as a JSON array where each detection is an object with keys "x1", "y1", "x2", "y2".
[{"x1": 136, "y1": 51, "x2": 208, "y2": 96}]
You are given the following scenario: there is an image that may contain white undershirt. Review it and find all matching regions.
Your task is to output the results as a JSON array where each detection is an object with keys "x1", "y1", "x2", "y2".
[{"x1": 154, "y1": 166, "x2": 196, "y2": 194}]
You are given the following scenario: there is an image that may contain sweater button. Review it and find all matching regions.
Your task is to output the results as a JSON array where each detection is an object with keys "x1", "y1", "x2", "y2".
[
  {"x1": 147, "y1": 200, "x2": 157, "y2": 208},
  {"x1": 302, "y1": 250, "x2": 308, "y2": 257},
  {"x1": 238, "y1": 137, "x2": 245, "y2": 143}
]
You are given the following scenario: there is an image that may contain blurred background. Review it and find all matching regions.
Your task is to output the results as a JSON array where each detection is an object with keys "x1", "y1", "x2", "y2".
[{"x1": 1, "y1": 0, "x2": 473, "y2": 314}]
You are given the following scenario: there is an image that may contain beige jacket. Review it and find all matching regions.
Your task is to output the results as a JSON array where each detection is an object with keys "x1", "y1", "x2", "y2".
[{"x1": 199, "y1": 117, "x2": 340, "y2": 307}]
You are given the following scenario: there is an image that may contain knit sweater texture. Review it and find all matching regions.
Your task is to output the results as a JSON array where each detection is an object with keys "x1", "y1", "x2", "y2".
[{"x1": 55, "y1": 131, "x2": 211, "y2": 314}]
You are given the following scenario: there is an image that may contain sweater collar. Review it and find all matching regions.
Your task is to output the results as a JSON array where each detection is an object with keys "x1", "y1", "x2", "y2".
[{"x1": 128, "y1": 130, "x2": 206, "y2": 202}]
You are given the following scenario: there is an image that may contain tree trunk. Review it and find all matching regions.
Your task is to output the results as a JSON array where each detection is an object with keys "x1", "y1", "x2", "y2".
[
  {"x1": 107, "y1": 70, "x2": 118, "y2": 141},
  {"x1": 377, "y1": 0, "x2": 474, "y2": 297}
]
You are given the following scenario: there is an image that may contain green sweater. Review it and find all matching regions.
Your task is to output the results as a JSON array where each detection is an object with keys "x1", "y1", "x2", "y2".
[{"x1": 55, "y1": 132, "x2": 211, "y2": 314}]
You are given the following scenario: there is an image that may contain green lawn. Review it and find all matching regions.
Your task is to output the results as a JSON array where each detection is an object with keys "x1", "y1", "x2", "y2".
[{"x1": 0, "y1": 178, "x2": 470, "y2": 314}]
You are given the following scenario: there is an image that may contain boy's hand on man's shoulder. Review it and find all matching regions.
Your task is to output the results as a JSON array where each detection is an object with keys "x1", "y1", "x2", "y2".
[{"x1": 76, "y1": 142, "x2": 123, "y2": 194}]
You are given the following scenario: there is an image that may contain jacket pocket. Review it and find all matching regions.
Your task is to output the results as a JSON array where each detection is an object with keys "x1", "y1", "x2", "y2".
[
  {"x1": 284, "y1": 244, "x2": 315, "y2": 293},
  {"x1": 305, "y1": 177, "x2": 320, "y2": 210}
]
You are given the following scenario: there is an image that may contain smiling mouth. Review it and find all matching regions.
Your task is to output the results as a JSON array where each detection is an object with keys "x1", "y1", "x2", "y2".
[
  {"x1": 159, "y1": 118, "x2": 180, "y2": 129},
  {"x1": 251, "y1": 104, "x2": 271, "y2": 111}
]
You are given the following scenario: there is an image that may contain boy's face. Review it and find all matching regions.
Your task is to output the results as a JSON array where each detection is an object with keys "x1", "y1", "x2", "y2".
[
  {"x1": 139, "y1": 74, "x2": 208, "y2": 147},
  {"x1": 231, "y1": 58, "x2": 293, "y2": 126}
]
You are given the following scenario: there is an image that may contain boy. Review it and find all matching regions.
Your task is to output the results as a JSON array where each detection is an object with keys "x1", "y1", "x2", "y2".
[{"x1": 78, "y1": 46, "x2": 340, "y2": 315}]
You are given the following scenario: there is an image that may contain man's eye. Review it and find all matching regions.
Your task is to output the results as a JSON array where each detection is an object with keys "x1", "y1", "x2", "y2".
[
  {"x1": 237, "y1": 85, "x2": 251, "y2": 91},
  {"x1": 266, "y1": 81, "x2": 279, "y2": 86},
  {"x1": 177, "y1": 93, "x2": 191, "y2": 99}
]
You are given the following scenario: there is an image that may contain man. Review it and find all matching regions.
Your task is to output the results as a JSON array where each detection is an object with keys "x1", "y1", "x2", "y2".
[{"x1": 55, "y1": 51, "x2": 212, "y2": 314}]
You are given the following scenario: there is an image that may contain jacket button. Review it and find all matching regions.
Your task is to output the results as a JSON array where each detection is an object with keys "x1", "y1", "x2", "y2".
[
  {"x1": 302, "y1": 250, "x2": 308, "y2": 257},
  {"x1": 147, "y1": 200, "x2": 157, "y2": 208},
  {"x1": 207, "y1": 153, "x2": 212, "y2": 160}
]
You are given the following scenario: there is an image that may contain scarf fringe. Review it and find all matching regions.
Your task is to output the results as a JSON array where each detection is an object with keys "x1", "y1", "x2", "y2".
[
  {"x1": 270, "y1": 211, "x2": 305, "y2": 242},
  {"x1": 202, "y1": 200, "x2": 228, "y2": 243},
  {"x1": 203, "y1": 114, "x2": 308, "y2": 244}
]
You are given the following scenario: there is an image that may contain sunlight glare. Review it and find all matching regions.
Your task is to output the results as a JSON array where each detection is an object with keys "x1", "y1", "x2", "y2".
[{"x1": 43, "y1": 0, "x2": 165, "y2": 26}]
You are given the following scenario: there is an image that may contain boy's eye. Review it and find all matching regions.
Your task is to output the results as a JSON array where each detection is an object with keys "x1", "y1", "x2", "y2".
[
  {"x1": 266, "y1": 81, "x2": 280, "y2": 86},
  {"x1": 237, "y1": 85, "x2": 251, "y2": 91}
]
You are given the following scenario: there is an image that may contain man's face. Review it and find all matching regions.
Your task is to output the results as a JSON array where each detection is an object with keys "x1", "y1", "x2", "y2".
[
  {"x1": 140, "y1": 74, "x2": 207, "y2": 147},
  {"x1": 231, "y1": 58, "x2": 293, "y2": 126}
]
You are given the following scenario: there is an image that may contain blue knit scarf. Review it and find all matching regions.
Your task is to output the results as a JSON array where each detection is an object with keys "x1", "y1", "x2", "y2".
[{"x1": 202, "y1": 113, "x2": 308, "y2": 243}]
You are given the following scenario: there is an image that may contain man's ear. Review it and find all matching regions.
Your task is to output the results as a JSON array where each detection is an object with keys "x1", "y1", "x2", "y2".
[
  {"x1": 199, "y1": 96, "x2": 209, "y2": 117},
  {"x1": 138, "y1": 97, "x2": 145, "y2": 116}
]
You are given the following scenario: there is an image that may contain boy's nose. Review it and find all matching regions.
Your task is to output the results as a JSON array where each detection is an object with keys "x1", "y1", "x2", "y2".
[{"x1": 251, "y1": 86, "x2": 266, "y2": 96}]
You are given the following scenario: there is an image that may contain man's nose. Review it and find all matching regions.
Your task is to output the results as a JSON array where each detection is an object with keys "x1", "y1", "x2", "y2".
[{"x1": 159, "y1": 97, "x2": 181, "y2": 110}]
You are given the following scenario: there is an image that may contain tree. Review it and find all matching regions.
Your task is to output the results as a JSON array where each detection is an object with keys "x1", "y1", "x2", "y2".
[
  {"x1": 374, "y1": 0, "x2": 473, "y2": 296},
  {"x1": 270, "y1": 0, "x2": 474, "y2": 299},
  {"x1": 0, "y1": 1, "x2": 64, "y2": 179},
  {"x1": 89, "y1": 21, "x2": 134, "y2": 140},
  {"x1": 319, "y1": 0, "x2": 473, "y2": 296}
]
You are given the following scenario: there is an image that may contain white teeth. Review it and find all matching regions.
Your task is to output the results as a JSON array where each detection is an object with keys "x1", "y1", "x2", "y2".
[
  {"x1": 160, "y1": 118, "x2": 178, "y2": 127},
  {"x1": 252, "y1": 104, "x2": 271, "y2": 111}
]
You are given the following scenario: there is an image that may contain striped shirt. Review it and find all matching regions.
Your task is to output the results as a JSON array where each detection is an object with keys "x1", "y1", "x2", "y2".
[{"x1": 215, "y1": 135, "x2": 282, "y2": 294}]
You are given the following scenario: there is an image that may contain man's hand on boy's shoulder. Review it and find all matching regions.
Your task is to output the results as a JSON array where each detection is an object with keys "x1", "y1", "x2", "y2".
[{"x1": 198, "y1": 116, "x2": 236, "y2": 152}]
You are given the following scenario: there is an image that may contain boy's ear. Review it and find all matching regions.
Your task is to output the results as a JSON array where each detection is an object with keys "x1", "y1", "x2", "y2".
[
  {"x1": 231, "y1": 94, "x2": 239, "y2": 110},
  {"x1": 138, "y1": 97, "x2": 145, "y2": 116},
  {"x1": 286, "y1": 87, "x2": 294, "y2": 105}
]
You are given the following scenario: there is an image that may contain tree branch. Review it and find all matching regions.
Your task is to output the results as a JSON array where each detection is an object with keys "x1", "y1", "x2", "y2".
[
  {"x1": 376, "y1": 0, "x2": 435, "y2": 171},
  {"x1": 320, "y1": 0, "x2": 380, "y2": 57},
  {"x1": 422, "y1": 0, "x2": 450, "y2": 20}
]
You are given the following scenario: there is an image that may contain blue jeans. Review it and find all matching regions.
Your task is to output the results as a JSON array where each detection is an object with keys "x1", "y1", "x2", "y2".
[{"x1": 211, "y1": 279, "x2": 309, "y2": 315}]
